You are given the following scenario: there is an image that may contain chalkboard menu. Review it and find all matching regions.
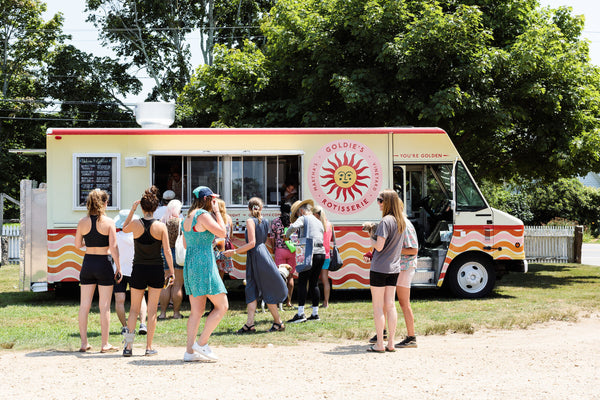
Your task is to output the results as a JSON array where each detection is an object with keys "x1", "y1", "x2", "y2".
[{"x1": 78, "y1": 157, "x2": 114, "y2": 206}]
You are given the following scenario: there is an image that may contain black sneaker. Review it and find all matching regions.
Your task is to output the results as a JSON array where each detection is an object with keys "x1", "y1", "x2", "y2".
[
  {"x1": 395, "y1": 336, "x2": 417, "y2": 348},
  {"x1": 287, "y1": 313, "x2": 307, "y2": 323},
  {"x1": 306, "y1": 314, "x2": 320, "y2": 321},
  {"x1": 368, "y1": 329, "x2": 388, "y2": 343}
]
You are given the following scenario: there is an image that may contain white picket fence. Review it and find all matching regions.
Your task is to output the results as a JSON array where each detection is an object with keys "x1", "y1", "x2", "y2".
[
  {"x1": 2, "y1": 225, "x2": 20, "y2": 264},
  {"x1": 524, "y1": 226, "x2": 575, "y2": 263}
]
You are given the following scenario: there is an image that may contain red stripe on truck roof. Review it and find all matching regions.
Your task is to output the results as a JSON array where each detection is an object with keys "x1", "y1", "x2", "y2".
[{"x1": 47, "y1": 127, "x2": 446, "y2": 136}]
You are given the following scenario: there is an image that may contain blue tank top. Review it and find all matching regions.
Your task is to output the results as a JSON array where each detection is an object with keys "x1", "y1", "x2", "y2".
[{"x1": 83, "y1": 215, "x2": 109, "y2": 248}]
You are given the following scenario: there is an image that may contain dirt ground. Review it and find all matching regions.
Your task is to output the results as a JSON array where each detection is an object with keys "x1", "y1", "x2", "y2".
[{"x1": 1, "y1": 315, "x2": 598, "y2": 400}]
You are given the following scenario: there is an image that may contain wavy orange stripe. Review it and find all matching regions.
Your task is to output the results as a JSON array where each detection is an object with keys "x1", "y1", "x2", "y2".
[{"x1": 48, "y1": 261, "x2": 82, "y2": 273}]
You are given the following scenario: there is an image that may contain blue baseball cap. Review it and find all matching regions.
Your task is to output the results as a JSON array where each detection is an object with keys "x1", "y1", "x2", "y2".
[{"x1": 193, "y1": 186, "x2": 219, "y2": 199}]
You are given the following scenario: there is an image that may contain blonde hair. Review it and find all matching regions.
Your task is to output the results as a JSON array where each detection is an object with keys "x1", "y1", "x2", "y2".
[
  {"x1": 379, "y1": 189, "x2": 406, "y2": 233},
  {"x1": 313, "y1": 204, "x2": 329, "y2": 228},
  {"x1": 248, "y1": 197, "x2": 263, "y2": 223},
  {"x1": 86, "y1": 189, "x2": 108, "y2": 216},
  {"x1": 215, "y1": 198, "x2": 229, "y2": 221}
]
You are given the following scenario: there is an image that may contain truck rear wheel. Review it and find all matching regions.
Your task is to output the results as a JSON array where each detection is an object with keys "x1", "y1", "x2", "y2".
[{"x1": 447, "y1": 255, "x2": 496, "y2": 298}]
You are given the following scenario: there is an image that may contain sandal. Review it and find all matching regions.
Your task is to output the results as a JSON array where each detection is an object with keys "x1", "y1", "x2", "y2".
[
  {"x1": 78, "y1": 345, "x2": 92, "y2": 353},
  {"x1": 100, "y1": 345, "x2": 119, "y2": 353},
  {"x1": 236, "y1": 324, "x2": 256, "y2": 334},
  {"x1": 268, "y1": 322, "x2": 285, "y2": 332}
]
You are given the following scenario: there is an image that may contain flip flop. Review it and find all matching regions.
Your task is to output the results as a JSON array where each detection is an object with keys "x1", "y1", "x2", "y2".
[
  {"x1": 366, "y1": 345, "x2": 385, "y2": 353},
  {"x1": 385, "y1": 347, "x2": 396, "y2": 352},
  {"x1": 78, "y1": 345, "x2": 92, "y2": 353},
  {"x1": 100, "y1": 345, "x2": 119, "y2": 353}
]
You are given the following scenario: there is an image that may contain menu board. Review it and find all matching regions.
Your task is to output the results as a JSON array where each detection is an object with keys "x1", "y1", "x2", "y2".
[{"x1": 78, "y1": 157, "x2": 114, "y2": 206}]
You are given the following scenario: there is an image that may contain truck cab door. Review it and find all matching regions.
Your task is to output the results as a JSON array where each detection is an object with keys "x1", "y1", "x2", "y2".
[{"x1": 452, "y1": 160, "x2": 494, "y2": 250}]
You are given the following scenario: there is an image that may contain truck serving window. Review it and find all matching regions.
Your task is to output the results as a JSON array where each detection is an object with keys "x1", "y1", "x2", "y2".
[
  {"x1": 455, "y1": 161, "x2": 487, "y2": 211},
  {"x1": 73, "y1": 153, "x2": 120, "y2": 210},
  {"x1": 153, "y1": 154, "x2": 300, "y2": 207}
]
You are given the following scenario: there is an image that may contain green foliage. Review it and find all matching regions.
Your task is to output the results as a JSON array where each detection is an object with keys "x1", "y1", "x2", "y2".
[
  {"x1": 86, "y1": 0, "x2": 274, "y2": 101},
  {"x1": 0, "y1": 0, "x2": 65, "y2": 218},
  {"x1": 480, "y1": 180, "x2": 534, "y2": 224},
  {"x1": 179, "y1": 0, "x2": 600, "y2": 183},
  {"x1": 45, "y1": 45, "x2": 141, "y2": 127},
  {"x1": 482, "y1": 178, "x2": 600, "y2": 235},
  {"x1": 529, "y1": 178, "x2": 600, "y2": 233}
]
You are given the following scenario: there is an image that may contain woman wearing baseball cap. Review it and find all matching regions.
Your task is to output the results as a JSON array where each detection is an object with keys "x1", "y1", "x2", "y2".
[{"x1": 181, "y1": 186, "x2": 228, "y2": 362}]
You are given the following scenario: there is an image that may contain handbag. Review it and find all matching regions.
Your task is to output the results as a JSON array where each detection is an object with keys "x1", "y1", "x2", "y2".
[
  {"x1": 328, "y1": 228, "x2": 343, "y2": 272},
  {"x1": 295, "y1": 237, "x2": 314, "y2": 273},
  {"x1": 175, "y1": 222, "x2": 186, "y2": 266}
]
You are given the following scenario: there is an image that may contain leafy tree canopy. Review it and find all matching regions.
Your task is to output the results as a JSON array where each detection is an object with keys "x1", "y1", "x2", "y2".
[
  {"x1": 180, "y1": 0, "x2": 600, "y2": 183},
  {"x1": 86, "y1": 0, "x2": 274, "y2": 101},
  {"x1": 0, "y1": 0, "x2": 64, "y2": 217}
]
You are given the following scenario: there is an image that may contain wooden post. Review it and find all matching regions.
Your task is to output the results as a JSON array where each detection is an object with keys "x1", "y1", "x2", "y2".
[{"x1": 574, "y1": 225, "x2": 583, "y2": 264}]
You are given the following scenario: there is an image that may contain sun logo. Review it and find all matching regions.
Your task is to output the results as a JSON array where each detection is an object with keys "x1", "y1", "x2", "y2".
[
  {"x1": 309, "y1": 140, "x2": 382, "y2": 215},
  {"x1": 321, "y1": 152, "x2": 369, "y2": 201}
]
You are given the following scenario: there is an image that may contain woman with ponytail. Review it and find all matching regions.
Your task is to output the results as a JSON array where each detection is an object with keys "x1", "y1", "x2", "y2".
[
  {"x1": 224, "y1": 197, "x2": 288, "y2": 333},
  {"x1": 74, "y1": 188, "x2": 122, "y2": 353}
]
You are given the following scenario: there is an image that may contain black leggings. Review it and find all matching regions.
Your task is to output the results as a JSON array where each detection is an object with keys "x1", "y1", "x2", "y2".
[{"x1": 297, "y1": 253, "x2": 326, "y2": 307}]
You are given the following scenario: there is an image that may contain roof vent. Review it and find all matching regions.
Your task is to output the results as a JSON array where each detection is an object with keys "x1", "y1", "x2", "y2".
[{"x1": 135, "y1": 102, "x2": 175, "y2": 128}]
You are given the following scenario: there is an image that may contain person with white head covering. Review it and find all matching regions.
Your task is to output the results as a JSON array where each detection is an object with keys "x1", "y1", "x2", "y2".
[
  {"x1": 158, "y1": 199, "x2": 184, "y2": 320},
  {"x1": 153, "y1": 190, "x2": 175, "y2": 220},
  {"x1": 113, "y1": 209, "x2": 148, "y2": 335}
]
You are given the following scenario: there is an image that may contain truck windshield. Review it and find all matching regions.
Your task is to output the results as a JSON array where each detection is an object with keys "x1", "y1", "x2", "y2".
[{"x1": 455, "y1": 161, "x2": 487, "y2": 211}]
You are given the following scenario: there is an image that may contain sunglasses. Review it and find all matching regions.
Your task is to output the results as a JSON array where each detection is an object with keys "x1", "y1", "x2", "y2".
[{"x1": 377, "y1": 197, "x2": 384, "y2": 204}]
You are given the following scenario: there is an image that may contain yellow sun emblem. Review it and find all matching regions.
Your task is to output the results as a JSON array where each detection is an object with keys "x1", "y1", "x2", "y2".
[{"x1": 321, "y1": 152, "x2": 368, "y2": 201}]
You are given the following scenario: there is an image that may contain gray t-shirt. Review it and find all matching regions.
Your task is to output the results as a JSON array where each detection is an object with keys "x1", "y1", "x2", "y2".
[
  {"x1": 287, "y1": 214, "x2": 326, "y2": 255},
  {"x1": 370, "y1": 215, "x2": 404, "y2": 274}
]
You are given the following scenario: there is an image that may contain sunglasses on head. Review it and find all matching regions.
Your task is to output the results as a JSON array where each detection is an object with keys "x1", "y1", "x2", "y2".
[{"x1": 376, "y1": 197, "x2": 384, "y2": 204}]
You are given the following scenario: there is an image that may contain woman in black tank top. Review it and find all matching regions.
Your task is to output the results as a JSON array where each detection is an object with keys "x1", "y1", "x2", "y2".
[
  {"x1": 74, "y1": 189, "x2": 122, "y2": 353},
  {"x1": 121, "y1": 186, "x2": 175, "y2": 357}
]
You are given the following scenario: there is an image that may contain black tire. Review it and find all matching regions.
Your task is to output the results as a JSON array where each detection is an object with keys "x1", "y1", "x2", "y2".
[{"x1": 447, "y1": 254, "x2": 496, "y2": 298}]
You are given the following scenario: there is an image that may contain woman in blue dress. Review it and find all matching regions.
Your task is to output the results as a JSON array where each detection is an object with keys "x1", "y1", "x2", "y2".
[
  {"x1": 182, "y1": 186, "x2": 228, "y2": 362},
  {"x1": 224, "y1": 197, "x2": 288, "y2": 333}
]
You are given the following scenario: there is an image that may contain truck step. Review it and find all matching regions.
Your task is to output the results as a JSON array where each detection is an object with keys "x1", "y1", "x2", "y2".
[{"x1": 412, "y1": 268, "x2": 435, "y2": 285}]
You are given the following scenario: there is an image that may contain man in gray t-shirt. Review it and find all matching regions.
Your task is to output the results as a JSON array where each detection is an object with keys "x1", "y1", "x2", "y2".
[{"x1": 370, "y1": 215, "x2": 403, "y2": 274}]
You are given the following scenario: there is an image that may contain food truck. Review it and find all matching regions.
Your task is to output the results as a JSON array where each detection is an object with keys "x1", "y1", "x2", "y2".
[{"x1": 26, "y1": 117, "x2": 526, "y2": 298}]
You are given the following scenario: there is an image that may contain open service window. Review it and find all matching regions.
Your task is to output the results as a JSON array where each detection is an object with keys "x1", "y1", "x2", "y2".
[
  {"x1": 152, "y1": 153, "x2": 301, "y2": 207},
  {"x1": 73, "y1": 153, "x2": 121, "y2": 210}
]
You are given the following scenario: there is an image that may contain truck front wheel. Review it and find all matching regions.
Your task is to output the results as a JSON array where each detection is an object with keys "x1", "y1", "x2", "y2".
[{"x1": 447, "y1": 255, "x2": 496, "y2": 298}]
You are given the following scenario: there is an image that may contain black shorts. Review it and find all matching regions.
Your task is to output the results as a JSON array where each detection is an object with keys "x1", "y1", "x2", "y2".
[
  {"x1": 113, "y1": 275, "x2": 131, "y2": 293},
  {"x1": 370, "y1": 271, "x2": 399, "y2": 287},
  {"x1": 130, "y1": 264, "x2": 164, "y2": 290},
  {"x1": 80, "y1": 254, "x2": 114, "y2": 286}
]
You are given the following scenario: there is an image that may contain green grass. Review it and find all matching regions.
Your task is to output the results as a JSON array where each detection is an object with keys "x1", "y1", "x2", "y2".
[{"x1": 1, "y1": 262, "x2": 599, "y2": 351}]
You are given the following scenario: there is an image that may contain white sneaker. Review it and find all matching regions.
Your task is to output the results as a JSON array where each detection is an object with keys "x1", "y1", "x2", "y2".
[
  {"x1": 192, "y1": 342, "x2": 218, "y2": 362},
  {"x1": 138, "y1": 323, "x2": 147, "y2": 335},
  {"x1": 183, "y1": 351, "x2": 208, "y2": 362}
]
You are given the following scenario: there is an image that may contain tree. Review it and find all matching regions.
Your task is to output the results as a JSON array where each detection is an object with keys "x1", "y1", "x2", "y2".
[
  {"x1": 85, "y1": 0, "x2": 274, "y2": 101},
  {"x1": 0, "y1": 0, "x2": 64, "y2": 218},
  {"x1": 45, "y1": 45, "x2": 142, "y2": 127},
  {"x1": 180, "y1": 0, "x2": 600, "y2": 183}
]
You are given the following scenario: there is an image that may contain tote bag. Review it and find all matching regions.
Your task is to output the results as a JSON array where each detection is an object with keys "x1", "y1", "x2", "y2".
[
  {"x1": 295, "y1": 237, "x2": 314, "y2": 273},
  {"x1": 175, "y1": 223, "x2": 186, "y2": 266},
  {"x1": 328, "y1": 229, "x2": 343, "y2": 272}
]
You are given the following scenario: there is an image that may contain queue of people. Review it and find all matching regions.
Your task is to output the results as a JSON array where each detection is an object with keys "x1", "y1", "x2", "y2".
[{"x1": 75, "y1": 185, "x2": 418, "y2": 361}]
